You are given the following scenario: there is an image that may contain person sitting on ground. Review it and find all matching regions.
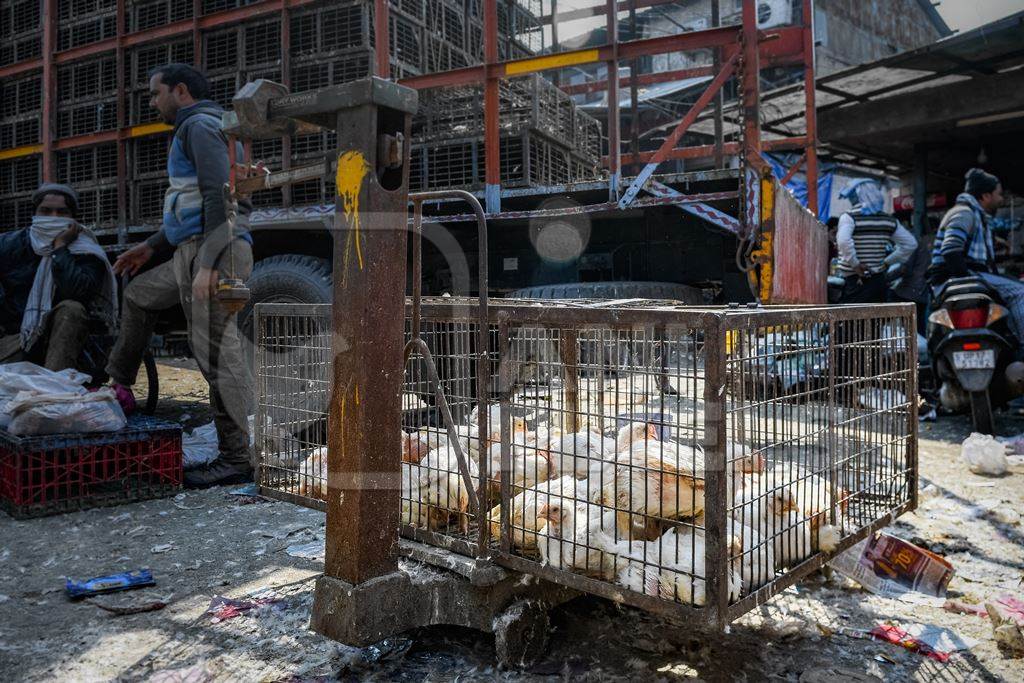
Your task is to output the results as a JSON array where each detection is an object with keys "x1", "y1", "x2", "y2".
[
  {"x1": 0, "y1": 184, "x2": 118, "y2": 371},
  {"x1": 927, "y1": 168, "x2": 1024, "y2": 346},
  {"x1": 834, "y1": 178, "x2": 918, "y2": 304}
]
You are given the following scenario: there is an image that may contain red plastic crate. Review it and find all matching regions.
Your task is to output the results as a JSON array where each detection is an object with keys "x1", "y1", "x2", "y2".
[{"x1": 0, "y1": 415, "x2": 182, "y2": 519}]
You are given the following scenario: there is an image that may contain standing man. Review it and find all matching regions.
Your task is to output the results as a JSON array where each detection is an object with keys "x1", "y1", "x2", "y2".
[
  {"x1": 1, "y1": 184, "x2": 117, "y2": 370},
  {"x1": 106, "y1": 63, "x2": 254, "y2": 488},
  {"x1": 834, "y1": 178, "x2": 918, "y2": 304},
  {"x1": 928, "y1": 168, "x2": 1024, "y2": 345}
]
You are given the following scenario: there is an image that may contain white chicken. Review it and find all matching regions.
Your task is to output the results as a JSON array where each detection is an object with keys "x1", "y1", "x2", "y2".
[
  {"x1": 401, "y1": 445, "x2": 480, "y2": 533},
  {"x1": 536, "y1": 500, "x2": 633, "y2": 580},
  {"x1": 296, "y1": 446, "x2": 328, "y2": 499},
  {"x1": 596, "y1": 437, "x2": 706, "y2": 541},
  {"x1": 728, "y1": 520, "x2": 776, "y2": 594},
  {"x1": 535, "y1": 427, "x2": 617, "y2": 480},
  {"x1": 401, "y1": 431, "x2": 432, "y2": 464},
  {"x1": 615, "y1": 421, "x2": 660, "y2": 453},
  {"x1": 484, "y1": 442, "x2": 555, "y2": 499},
  {"x1": 615, "y1": 527, "x2": 742, "y2": 606},
  {"x1": 487, "y1": 475, "x2": 581, "y2": 551},
  {"x1": 732, "y1": 464, "x2": 845, "y2": 569}
]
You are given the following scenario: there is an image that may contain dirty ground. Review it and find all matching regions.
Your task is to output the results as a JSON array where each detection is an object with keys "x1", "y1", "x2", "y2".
[{"x1": 1, "y1": 359, "x2": 1023, "y2": 682}]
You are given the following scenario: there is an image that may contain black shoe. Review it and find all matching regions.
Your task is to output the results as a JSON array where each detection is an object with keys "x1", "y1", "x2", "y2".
[{"x1": 183, "y1": 459, "x2": 254, "y2": 489}]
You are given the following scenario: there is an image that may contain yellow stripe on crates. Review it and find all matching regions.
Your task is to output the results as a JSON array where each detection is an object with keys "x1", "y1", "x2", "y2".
[
  {"x1": 129, "y1": 123, "x2": 173, "y2": 138},
  {"x1": 505, "y1": 49, "x2": 601, "y2": 76},
  {"x1": 0, "y1": 144, "x2": 43, "y2": 161}
]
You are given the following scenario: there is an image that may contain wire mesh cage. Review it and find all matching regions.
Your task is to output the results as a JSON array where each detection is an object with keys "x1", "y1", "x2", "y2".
[{"x1": 255, "y1": 299, "x2": 916, "y2": 624}]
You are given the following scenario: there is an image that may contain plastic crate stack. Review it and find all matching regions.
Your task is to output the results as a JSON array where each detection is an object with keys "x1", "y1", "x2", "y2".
[
  {"x1": 0, "y1": 71, "x2": 43, "y2": 230},
  {"x1": 0, "y1": 0, "x2": 43, "y2": 68},
  {"x1": 0, "y1": 415, "x2": 183, "y2": 519},
  {"x1": 410, "y1": 74, "x2": 603, "y2": 192},
  {"x1": 56, "y1": 0, "x2": 117, "y2": 52},
  {"x1": 54, "y1": 143, "x2": 120, "y2": 240},
  {"x1": 465, "y1": 0, "x2": 542, "y2": 61},
  {"x1": 125, "y1": 37, "x2": 194, "y2": 233}
]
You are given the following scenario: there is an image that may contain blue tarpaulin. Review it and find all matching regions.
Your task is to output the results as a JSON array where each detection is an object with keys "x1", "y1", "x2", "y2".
[{"x1": 764, "y1": 153, "x2": 834, "y2": 221}]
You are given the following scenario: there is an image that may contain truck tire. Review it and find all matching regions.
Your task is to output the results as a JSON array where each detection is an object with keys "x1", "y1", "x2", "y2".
[
  {"x1": 508, "y1": 281, "x2": 707, "y2": 304},
  {"x1": 239, "y1": 254, "x2": 333, "y2": 346}
]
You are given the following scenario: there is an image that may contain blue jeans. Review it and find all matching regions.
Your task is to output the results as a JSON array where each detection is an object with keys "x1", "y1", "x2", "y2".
[{"x1": 979, "y1": 272, "x2": 1024, "y2": 345}]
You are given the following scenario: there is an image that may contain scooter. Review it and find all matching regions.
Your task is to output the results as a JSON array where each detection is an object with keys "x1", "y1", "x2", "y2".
[{"x1": 927, "y1": 275, "x2": 1024, "y2": 433}]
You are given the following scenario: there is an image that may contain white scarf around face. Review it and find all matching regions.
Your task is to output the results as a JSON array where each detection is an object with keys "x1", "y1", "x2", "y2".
[{"x1": 20, "y1": 216, "x2": 119, "y2": 353}]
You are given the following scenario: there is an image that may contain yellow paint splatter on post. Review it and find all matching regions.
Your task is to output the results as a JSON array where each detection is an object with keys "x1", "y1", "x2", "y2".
[{"x1": 336, "y1": 150, "x2": 370, "y2": 271}]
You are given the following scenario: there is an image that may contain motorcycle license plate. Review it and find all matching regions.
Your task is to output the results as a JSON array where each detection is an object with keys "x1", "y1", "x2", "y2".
[{"x1": 953, "y1": 349, "x2": 995, "y2": 369}]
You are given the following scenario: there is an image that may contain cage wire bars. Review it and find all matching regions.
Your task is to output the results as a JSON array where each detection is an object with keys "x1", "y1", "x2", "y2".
[
  {"x1": 256, "y1": 297, "x2": 917, "y2": 626},
  {"x1": 0, "y1": 0, "x2": 819, "y2": 236}
]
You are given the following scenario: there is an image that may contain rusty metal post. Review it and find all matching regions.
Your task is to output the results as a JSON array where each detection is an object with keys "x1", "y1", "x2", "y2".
[
  {"x1": 484, "y1": 0, "x2": 500, "y2": 213},
  {"x1": 559, "y1": 330, "x2": 580, "y2": 433},
  {"x1": 801, "y1": 0, "x2": 818, "y2": 216},
  {"x1": 115, "y1": 0, "x2": 127, "y2": 244},
  {"x1": 325, "y1": 85, "x2": 417, "y2": 585},
  {"x1": 41, "y1": 0, "x2": 56, "y2": 181},
  {"x1": 702, "y1": 312, "x2": 729, "y2": 631},
  {"x1": 605, "y1": 0, "x2": 620, "y2": 200},
  {"x1": 374, "y1": 0, "x2": 390, "y2": 78},
  {"x1": 281, "y1": 7, "x2": 293, "y2": 207},
  {"x1": 740, "y1": 0, "x2": 763, "y2": 165},
  {"x1": 711, "y1": 0, "x2": 724, "y2": 169}
]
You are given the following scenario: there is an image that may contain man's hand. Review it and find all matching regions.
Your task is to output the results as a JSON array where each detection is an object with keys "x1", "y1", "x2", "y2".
[
  {"x1": 52, "y1": 222, "x2": 82, "y2": 250},
  {"x1": 113, "y1": 242, "x2": 155, "y2": 276},
  {"x1": 854, "y1": 264, "x2": 870, "y2": 278},
  {"x1": 192, "y1": 267, "x2": 219, "y2": 302}
]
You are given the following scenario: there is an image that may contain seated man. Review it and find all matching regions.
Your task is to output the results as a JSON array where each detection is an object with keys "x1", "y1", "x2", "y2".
[
  {"x1": 0, "y1": 184, "x2": 118, "y2": 371},
  {"x1": 928, "y1": 168, "x2": 1024, "y2": 346}
]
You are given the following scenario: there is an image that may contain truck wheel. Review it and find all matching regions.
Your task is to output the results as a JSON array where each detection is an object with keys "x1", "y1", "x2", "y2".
[
  {"x1": 969, "y1": 390, "x2": 995, "y2": 434},
  {"x1": 239, "y1": 254, "x2": 333, "y2": 348},
  {"x1": 508, "y1": 281, "x2": 707, "y2": 304}
]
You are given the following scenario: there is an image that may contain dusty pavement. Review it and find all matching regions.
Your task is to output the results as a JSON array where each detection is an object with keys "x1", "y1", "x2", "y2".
[{"x1": 2, "y1": 359, "x2": 1024, "y2": 682}]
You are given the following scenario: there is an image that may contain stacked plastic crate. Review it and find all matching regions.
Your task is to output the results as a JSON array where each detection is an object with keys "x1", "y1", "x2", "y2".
[
  {"x1": 0, "y1": 0, "x2": 43, "y2": 68},
  {"x1": 53, "y1": 143, "x2": 119, "y2": 238},
  {"x1": 126, "y1": 36, "x2": 194, "y2": 230},
  {"x1": 56, "y1": 0, "x2": 117, "y2": 52},
  {"x1": 410, "y1": 74, "x2": 603, "y2": 192},
  {"x1": 0, "y1": 72, "x2": 42, "y2": 230}
]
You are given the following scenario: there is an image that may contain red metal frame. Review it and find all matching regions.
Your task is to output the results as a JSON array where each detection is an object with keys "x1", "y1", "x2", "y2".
[{"x1": 3, "y1": 0, "x2": 819, "y2": 230}]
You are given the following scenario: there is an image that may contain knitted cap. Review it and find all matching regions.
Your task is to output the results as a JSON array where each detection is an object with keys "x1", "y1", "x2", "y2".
[
  {"x1": 31, "y1": 183, "x2": 80, "y2": 217},
  {"x1": 964, "y1": 168, "x2": 999, "y2": 197}
]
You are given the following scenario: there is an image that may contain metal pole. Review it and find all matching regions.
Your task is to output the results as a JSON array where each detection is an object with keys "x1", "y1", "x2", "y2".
[
  {"x1": 484, "y1": 0, "x2": 500, "y2": 213},
  {"x1": 802, "y1": 0, "x2": 818, "y2": 216},
  {"x1": 606, "y1": 0, "x2": 620, "y2": 200},
  {"x1": 912, "y1": 144, "x2": 927, "y2": 238},
  {"x1": 740, "y1": 0, "x2": 762, "y2": 165},
  {"x1": 628, "y1": 0, "x2": 639, "y2": 173},
  {"x1": 115, "y1": 0, "x2": 127, "y2": 244},
  {"x1": 322, "y1": 84, "x2": 416, "y2": 585},
  {"x1": 374, "y1": 0, "x2": 390, "y2": 78},
  {"x1": 41, "y1": 0, "x2": 56, "y2": 182},
  {"x1": 711, "y1": 0, "x2": 723, "y2": 169},
  {"x1": 281, "y1": 7, "x2": 292, "y2": 207}
]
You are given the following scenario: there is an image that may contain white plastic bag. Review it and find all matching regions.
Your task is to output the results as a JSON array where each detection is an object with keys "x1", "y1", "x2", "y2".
[
  {"x1": 6, "y1": 388, "x2": 126, "y2": 436},
  {"x1": 961, "y1": 432, "x2": 1009, "y2": 476},
  {"x1": 0, "y1": 361, "x2": 90, "y2": 406},
  {"x1": 182, "y1": 421, "x2": 219, "y2": 468}
]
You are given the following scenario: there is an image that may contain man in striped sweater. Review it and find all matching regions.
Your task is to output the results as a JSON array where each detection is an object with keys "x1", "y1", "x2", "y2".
[
  {"x1": 928, "y1": 168, "x2": 1024, "y2": 345},
  {"x1": 834, "y1": 179, "x2": 918, "y2": 304}
]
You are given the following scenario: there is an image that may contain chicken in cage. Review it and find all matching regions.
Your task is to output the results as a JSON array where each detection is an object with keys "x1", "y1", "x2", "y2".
[{"x1": 256, "y1": 300, "x2": 916, "y2": 620}]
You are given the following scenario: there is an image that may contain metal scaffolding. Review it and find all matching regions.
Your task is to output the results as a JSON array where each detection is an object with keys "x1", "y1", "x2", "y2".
[{"x1": 0, "y1": 0, "x2": 819, "y2": 249}]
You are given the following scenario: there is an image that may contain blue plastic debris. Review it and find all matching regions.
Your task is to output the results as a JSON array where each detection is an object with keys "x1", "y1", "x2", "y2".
[{"x1": 66, "y1": 569, "x2": 155, "y2": 600}]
